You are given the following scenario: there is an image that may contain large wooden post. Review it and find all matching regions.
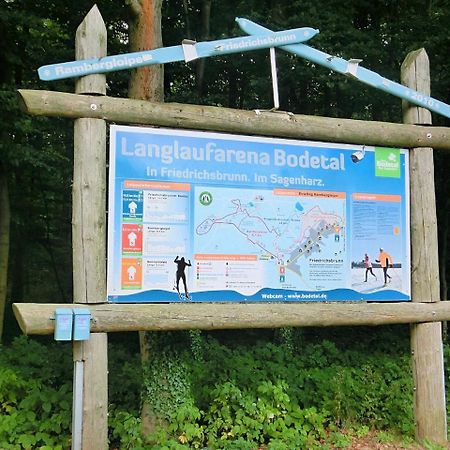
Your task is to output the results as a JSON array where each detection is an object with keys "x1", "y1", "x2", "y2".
[
  {"x1": 73, "y1": 6, "x2": 108, "y2": 449},
  {"x1": 402, "y1": 49, "x2": 447, "y2": 444}
]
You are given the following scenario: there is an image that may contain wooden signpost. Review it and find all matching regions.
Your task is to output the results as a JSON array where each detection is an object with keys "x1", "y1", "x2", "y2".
[
  {"x1": 402, "y1": 48, "x2": 447, "y2": 443},
  {"x1": 71, "y1": 8, "x2": 108, "y2": 450},
  {"x1": 13, "y1": 5, "x2": 450, "y2": 448}
]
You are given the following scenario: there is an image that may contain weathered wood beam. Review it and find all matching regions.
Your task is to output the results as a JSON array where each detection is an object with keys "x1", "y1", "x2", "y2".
[
  {"x1": 13, "y1": 301, "x2": 450, "y2": 335},
  {"x1": 17, "y1": 89, "x2": 450, "y2": 150},
  {"x1": 403, "y1": 48, "x2": 447, "y2": 445},
  {"x1": 73, "y1": 7, "x2": 108, "y2": 450}
]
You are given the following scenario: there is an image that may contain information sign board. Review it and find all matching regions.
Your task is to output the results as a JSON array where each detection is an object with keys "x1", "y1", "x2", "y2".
[{"x1": 107, "y1": 125, "x2": 410, "y2": 302}]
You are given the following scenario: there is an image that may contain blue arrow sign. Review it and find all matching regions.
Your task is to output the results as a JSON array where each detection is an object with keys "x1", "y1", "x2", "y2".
[
  {"x1": 38, "y1": 27, "x2": 318, "y2": 81},
  {"x1": 236, "y1": 18, "x2": 450, "y2": 120}
]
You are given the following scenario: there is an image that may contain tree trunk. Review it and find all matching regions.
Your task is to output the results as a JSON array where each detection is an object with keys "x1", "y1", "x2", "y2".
[
  {"x1": 0, "y1": 164, "x2": 10, "y2": 341},
  {"x1": 126, "y1": 0, "x2": 165, "y2": 436},
  {"x1": 182, "y1": 0, "x2": 192, "y2": 40},
  {"x1": 127, "y1": 0, "x2": 163, "y2": 101},
  {"x1": 196, "y1": 0, "x2": 211, "y2": 97},
  {"x1": 439, "y1": 198, "x2": 448, "y2": 302}
]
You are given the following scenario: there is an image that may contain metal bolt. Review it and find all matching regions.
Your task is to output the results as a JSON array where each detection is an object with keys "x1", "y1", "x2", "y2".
[{"x1": 90, "y1": 103, "x2": 98, "y2": 111}]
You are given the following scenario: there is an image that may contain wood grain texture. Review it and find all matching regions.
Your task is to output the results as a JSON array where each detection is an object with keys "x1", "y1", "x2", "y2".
[
  {"x1": 17, "y1": 89, "x2": 450, "y2": 150},
  {"x1": 72, "y1": 118, "x2": 106, "y2": 304},
  {"x1": 73, "y1": 7, "x2": 108, "y2": 449},
  {"x1": 75, "y1": 5, "x2": 107, "y2": 96},
  {"x1": 12, "y1": 301, "x2": 450, "y2": 335},
  {"x1": 402, "y1": 48, "x2": 447, "y2": 444}
]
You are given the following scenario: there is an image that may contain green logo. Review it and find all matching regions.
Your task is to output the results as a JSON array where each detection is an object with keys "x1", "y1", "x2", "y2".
[
  {"x1": 199, "y1": 191, "x2": 213, "y2": 206},
  {"x1": 375, "y1": 147, "x2": 400, "y2": 178}
]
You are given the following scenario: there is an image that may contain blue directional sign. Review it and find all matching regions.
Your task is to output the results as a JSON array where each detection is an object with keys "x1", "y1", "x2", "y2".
[
  {"x1": 236, "y1": 18, "x2": 450, "y2": 120},
  {"x1": 38, "y1": 27, "x2": 318, "y2": 81},
  {"x1": 38, "y1": 17, "x2": 450, "y2": 120}
]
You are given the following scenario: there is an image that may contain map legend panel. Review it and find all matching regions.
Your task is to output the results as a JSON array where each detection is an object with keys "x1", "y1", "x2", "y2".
[{"x1": 193, "y1": 254, "x2": 262, "y2": 293}]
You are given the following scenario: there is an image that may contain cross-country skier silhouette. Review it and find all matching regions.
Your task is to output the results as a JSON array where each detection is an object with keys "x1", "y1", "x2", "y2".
[{"x1": 174, "y1": 256, "x2": 191, "y2": 299}]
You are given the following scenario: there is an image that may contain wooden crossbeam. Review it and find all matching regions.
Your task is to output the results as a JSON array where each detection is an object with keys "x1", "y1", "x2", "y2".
[
  {"x1": 17, "y1": 89, "x2": 450, "y2": 150},
  {"x1": 13, "y1": 301, "x2": 450, "y2": 335}
]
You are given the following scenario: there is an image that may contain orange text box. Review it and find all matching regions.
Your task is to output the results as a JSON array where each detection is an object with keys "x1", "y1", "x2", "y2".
[
  {"x1": 121, "y1": 258, "x2": 142, "y2": 289},
  {"x1": 124, "y1": 180, "x2": 190, "y2": 191},
  {"x1": 274, "y1": 189, "x2": 346, "y2": 199},
  {"x1": 352, "y1": 193, "x2": 401, "y2": 202}
]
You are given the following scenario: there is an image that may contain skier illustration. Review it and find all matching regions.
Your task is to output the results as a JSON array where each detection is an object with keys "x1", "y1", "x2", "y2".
[
  {"x1": 174, "y1": 256, "x2": 192, "y2": 300},
  {"x1": 363, "y1": 253, "x2": 377, "y2": 282},
  {"x1": 375, "y1": 248, "x2": 393, "y2": 286}
]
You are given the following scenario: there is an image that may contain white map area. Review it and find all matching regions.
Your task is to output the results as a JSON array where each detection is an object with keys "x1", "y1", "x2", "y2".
[{"x1": 194, "y1": 187, "x2": 346, "y2": 290}]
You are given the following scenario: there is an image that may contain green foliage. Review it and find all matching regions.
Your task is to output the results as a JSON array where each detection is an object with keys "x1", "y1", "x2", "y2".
[
  {"x1": 189, "y1": 329, "x2": 205, "y2": 362},
  {"x1": 0, "y1": 336, "x2": 144, "y2": 450},
  {"x1": 185, "y1": 330, "x2": 414, "y2": 436},
  {"x1": 421, "y1": 438, "x2": 449, "y2": 450},
  {"x1": 131, "y1": 327, "x2": 417, "y2": 449},
  {"x1": 145, "y1": 380, "x2": 327, "y2": 449},
  {"x1": 142, "y1": 348, "x2": 193, "y2": 421},
  {"x1": 1, "y1": 0, "x2": 450, "y2": 341},
  {"x1": 3, "y1": 329, "x2": 450, "y2": 449},
  {"x1": 0, "y1": 337, "x2": 72, "y2": 450},
  {"x1": 109, "y1": 411, "x2": 146, "y2": 450},
  {"x1": 202, "y1": 380, "x2": 327, "y2": 448}
]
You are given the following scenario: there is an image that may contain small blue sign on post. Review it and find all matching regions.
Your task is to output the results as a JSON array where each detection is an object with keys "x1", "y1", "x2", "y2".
[
  {"x1": 54, "y1": 308, "x2": 74, "y2": 341},
  {"x1": 73, "y1": 309, "x2": 91, "y2": 341}
]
